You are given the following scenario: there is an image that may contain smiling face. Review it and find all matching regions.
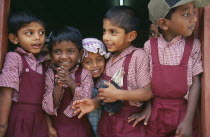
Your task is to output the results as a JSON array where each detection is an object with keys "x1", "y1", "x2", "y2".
[
  {"x1": 165, "y1": 2, "x2": 197, "y2": 38},
  {"x1": 9, "y1": 22, "x2": 45, "y2": 54},
  {"x1": 102, "y1": 19, "x2": 132, "y2": 56},
  {"x1": 51, "y1": 41, "x2": 80, "y2": 70},
  {"x1": 81, "y1": 51, "x2": 105, "y2": 78}
]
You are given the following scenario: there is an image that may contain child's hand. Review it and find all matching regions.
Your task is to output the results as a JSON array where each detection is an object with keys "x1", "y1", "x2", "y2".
[
  {"x1": 128, "y1": 102, "x2": 151, "y2": 127},
  {"x1": 48, "y1": 126, "x2": 58, "y2": 137},
  {"x1": 72, "y1": 98, "x2": 99, "y2": 118},
  {"x1": 98, "y1": 81, "x2": 119, "y2": 102},
  {"x1": 175, "y1": 119, "x2": 192, "y2": 137},
  {"x1": 55, "y1": 66, "x2": 78, "y2": 88}
]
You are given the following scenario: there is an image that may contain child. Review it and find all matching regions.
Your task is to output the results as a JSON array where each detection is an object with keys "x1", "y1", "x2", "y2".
[
  {"x1": 42, "y1": 26, "x2": 93, "y2": 137},
  {"x1": 130, "y1": 0, "x2": 203, "y2": 137},
  {"x1": 148, "y1": 20, "x2": 159, "y2": 39},
  {"x1": 0, "y1": 12, "x2": 47, "y2": 137},
  {"x1": 81, "y1": 38, "x2": 109, "y2": 137},
  {"x1": 73, "y1": 6, "x2": 152, "y2": 137}
]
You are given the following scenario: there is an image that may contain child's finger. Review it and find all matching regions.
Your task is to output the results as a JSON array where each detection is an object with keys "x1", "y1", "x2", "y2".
[
  {"x1": 78, "y1": 112, "x2": 85, "y2": 119},
  {"x1": 128, "y1": 114, "x2": 140, "y2": 122},
  {"x1": 144, "y1": 114, "x2": 150, "y2": 125},
  {"x1": 60, "y1": 66, "x2": 68, "y2": 70},
  {"x1": 175, "y1": 127, "x2": 181, "y2": 137},
  {"x1": 74, "y1": 108, "x2": 81, "y2": 114},
  {"x1": 128, "y1": 114, "x2": 139, "y2": 120},
  {"x1": 56, "y1": 73, "x2": 66, "y2": 78},
  {"x1": 104, "y1": 81, "x2": 112, "y2": 87},
  {"x1": 72, "y1": 100, "x2": 81, "y2": 106},
  {"x1": 133, "y1": 115, "x2": 146, "y2": 127},
  {"x1": 98, "y1": 96, "x2": 105, "y2": 100},
  {"x1": 98, "y1": 88, "x2": 104, "y2": 93}
]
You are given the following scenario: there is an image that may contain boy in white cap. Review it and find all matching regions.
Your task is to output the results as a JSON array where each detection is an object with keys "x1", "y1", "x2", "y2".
[{"x1": 129, "y1": 0, "x2": 203, "y2": 137}]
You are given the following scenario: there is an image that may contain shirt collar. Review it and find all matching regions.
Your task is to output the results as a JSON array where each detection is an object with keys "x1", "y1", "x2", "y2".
[
  {"x1": 159, "y1": 34, "x2": 183, "y2": 47},
  {"x1": 110, "y1": 46, "x2": 137, "y2": 65},
  {"x1": 15, "y1": 47, "x2": 45, "y2": 63}
]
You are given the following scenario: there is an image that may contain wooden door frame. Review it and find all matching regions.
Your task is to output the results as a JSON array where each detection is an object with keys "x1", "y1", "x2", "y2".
[
  {"x1": 0, "y1": 1, "x2": 210, "y2": 136},
  {"x1": 0, "y1": 0, "x2": 10, "y2": 70},
  {"x1": 194, "y1": 6, "x2": 210, "y2": 137}
]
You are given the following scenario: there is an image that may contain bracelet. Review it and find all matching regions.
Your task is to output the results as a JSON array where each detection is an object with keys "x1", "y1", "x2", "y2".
[{"x1": 0, "y1": 124, "x2": 8, "y2": 128}]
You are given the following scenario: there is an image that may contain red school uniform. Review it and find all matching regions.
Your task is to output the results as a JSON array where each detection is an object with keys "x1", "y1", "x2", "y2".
[
  {"x1": 144, "y1": 36, "x2": 203, "y2": 137},
  {"x1": 42, "y1": 66, "x2": 94, "y2": 137},
  {"x1": 0, "y1": 47, "x2": 47, "y2": 137},
  {"x1": 97, "y1": 46, "x2": 151, "y2": 137}
]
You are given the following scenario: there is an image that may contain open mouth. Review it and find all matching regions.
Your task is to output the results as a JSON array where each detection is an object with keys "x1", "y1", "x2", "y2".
[
  {"x1": 32, "y1": 43, "x2": 42, "y2": 49},
  {"x1": 188, "y1": 25, "x2": 195, "y2": 31}
]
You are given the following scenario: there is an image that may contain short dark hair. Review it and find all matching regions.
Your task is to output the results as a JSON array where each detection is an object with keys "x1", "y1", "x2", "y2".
[
  {"x1": 8, "y1": 11, "x2": 45, "y2": 35},
  {"x1": 104, "y1": 6, "x2": 141, "y2": 47},
  {"x1": 48, "y1": 26, "x2": 83, "y2": 52}
]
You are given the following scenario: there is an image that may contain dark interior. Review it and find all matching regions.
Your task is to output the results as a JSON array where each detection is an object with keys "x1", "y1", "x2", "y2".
[{"x1": 10, "y1": 0, "x2": 150, "y2": 46}]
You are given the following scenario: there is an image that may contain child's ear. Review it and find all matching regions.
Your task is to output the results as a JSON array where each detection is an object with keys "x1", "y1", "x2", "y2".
[
  {"x1": 158, "y1": 18, "x2": 169, "y2": 31},
  {"x1": 127, "y1": 31, "x2": 137, "y2": 42},
  {"x1": 8, "y1": 33, "x2": 19, "y2": 44}
]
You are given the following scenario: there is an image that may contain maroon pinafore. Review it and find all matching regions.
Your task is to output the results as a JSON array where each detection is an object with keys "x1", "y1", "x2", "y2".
[
  {"x1": 146, "y1": 38, "x2": 197, "y2": 137},
  {"x1": 6, "y1": 54, "x2": 47, "y2": 137},
  {"x1": 98, "y1": 50, "x2": 146, "y2": 137},
  {"x1": 52, "y1": 67, "x2": 93, "y2": 137}
]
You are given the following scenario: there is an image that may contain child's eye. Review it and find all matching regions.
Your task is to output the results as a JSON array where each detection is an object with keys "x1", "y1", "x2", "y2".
[
  {"x1": 25, "y1": 32, "x2": 32, "y2": 35},
  {"x1": 85, "y1": 60, "x2": 91, "y2": 64},
  {"x1": 183, "y1": 13, "x2": 189, "y2": 17},
  {"x1": 149, "y1": 31, "x2": 155, "y2": 37},
  {"x1": 39, "y1": 30, "x2": 45, "y2": 35},
  {"x1": 111, "y1": 30, "x2": 116, "y2": 34},
  {"x1": 96, "y1": 58, "x2": 103, "y2": 62},
  {"x1": 52, "y1": 50, "x2": 61, "y2": 54},
  {"x1": 68, "y1": 50, "x2": 75, "y2": 53}
]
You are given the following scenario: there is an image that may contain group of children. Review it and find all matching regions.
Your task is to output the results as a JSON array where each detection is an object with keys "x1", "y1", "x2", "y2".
[{"x1": 0, "y1": 0, "x2": 204, "y2": 137}]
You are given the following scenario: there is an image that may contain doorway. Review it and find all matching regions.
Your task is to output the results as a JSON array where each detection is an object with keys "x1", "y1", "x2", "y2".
[{"x1": 10, "y1": 0, "x2": 150, "y2": 42}]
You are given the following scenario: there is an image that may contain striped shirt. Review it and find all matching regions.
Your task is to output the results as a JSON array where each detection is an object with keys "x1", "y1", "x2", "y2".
[
  {"x1": 42, "y1": 65, "x2": 94, "y2": 118},
  {"x1": 144, "y1": 35, "x2": 203, "y2": 99}
]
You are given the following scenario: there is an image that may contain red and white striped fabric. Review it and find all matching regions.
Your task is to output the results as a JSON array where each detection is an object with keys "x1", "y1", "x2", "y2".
[{"x1": 144, "y1": 35, "x2": 203, "y2": 99}]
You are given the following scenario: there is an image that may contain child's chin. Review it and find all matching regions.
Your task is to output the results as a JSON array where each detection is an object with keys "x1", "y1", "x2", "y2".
[{"x1": 92, "y1": 74, "x2": 101, "y2": 79}]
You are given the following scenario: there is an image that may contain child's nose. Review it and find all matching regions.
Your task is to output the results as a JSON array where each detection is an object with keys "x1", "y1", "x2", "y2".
[
  {"x1": 61, "y1": 53, "x2": 68, "y2": 59},
  {"x1": 190, "y1": 14, "x2": 197, "y2": 23},
  {"x1": 103, "y1": 33, "x2": 109, "y2": 42},
  {"x1": 34, "y1": 33, "x2": 40, "y2": 40},
  {"x1": 93, "y1": 61, "x2": 97, "y2": 67}
]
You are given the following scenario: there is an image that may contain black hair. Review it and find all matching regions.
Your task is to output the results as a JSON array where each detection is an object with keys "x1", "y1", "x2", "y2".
[
  {"x1": 8, "y1": 11, "x2": 45, "y2": 35},
  {"x1": 104, "y1": 6, "x2": 141, "y2": 47},
  {"x1": 48, "y1": 26, "x2": 83, "y2": 53}
]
